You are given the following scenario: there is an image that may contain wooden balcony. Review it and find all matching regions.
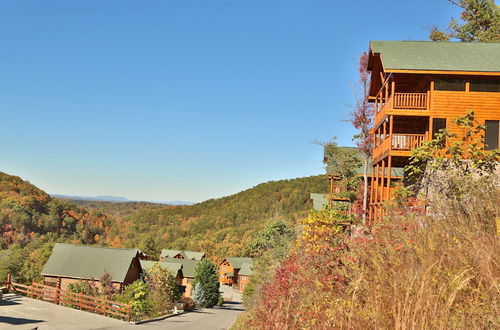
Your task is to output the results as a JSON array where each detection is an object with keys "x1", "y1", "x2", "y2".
[
  {"x1": 374, "y1": 92, "x2": 430, "y2": 127},
  {"x1": 373, "y1": 133, "x2": 426, "y2": 163}
]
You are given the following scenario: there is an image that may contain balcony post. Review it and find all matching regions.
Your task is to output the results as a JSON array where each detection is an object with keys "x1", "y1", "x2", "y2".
[
  {"x1": 381, "y1": 159, "x2": 386, "y2": 205},
  {"x1": 386, "y1": 156, "x2": 392, "y2": 201},
  {"x1": 391, "y1": 81, "x2": 395, "y2": 96}
]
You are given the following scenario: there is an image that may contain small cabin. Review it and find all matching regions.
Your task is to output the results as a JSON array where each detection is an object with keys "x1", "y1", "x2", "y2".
[
  {"x1": 160, "y1": 249, "x2": 205, "y2": 261},
  {"x1": 139, "y1": 260, "x2": 184, "y2": 286},
  {"x1": 160, "y1": 257, "x2": 201, "y2": 298},
  {"x1": 218, "y1": 257, "x2": 253, "y2": 287},
  {"x1": 42, "y1": 244, "x2": 145, "y2": 292},
  {"x1": 237, "y1": 263, "x2": 253, "y2": 292}
]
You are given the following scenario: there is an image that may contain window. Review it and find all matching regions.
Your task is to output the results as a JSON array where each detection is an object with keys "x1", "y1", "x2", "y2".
[
  {"x1": 485, "y1": 120, "x2": 499, "y2": 150},
  {"x1": 470, "y1": 80, "x2": 500, "y2": 93},
  {"x1": 433, "y1": 118, "x2": 447, "y2": 148},
  {"x1": 435, "y1": 79, "x2": 466, "y2": 91}
]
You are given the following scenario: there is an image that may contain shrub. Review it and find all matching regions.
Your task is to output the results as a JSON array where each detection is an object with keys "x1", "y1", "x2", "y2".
[
  {"x1": 144, "y1": 263, "x2": 181, "y2": 314},
  {"x1": 114, "y1": 280, "x2": 155, "y2": 321}
]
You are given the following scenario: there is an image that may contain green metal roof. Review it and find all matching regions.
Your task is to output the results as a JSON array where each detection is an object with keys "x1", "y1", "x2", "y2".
[
  {"x1": 370, "y1": 41, "x2": 500, "y2": 72},
  {"x1": 310, "y1": 193, "x2": 328, "y2": 210},
  {"x1": 324, "y1": 145, "x2": 404, "y2": 177},
  {"x1": 238, "y1": 263, "x2": 253, "y2": 276},
  {"x1": 140, "y1": 260, "x2": 182, "y2": 276},
  {"x1": 41, "y1": 244, "x2": 142, "y2": 282},
  {"x1": 225, "y1": 257, "x2": 253, "y2": 269},
  {"x1": 161, "y1": 257, "x2": 200, "y2": 278},
  {"x1": 160, "y1": 250, "x2": 205, "y2": 260}
]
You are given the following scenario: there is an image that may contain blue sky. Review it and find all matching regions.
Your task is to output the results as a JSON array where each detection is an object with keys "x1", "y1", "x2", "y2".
[{"x1": 0, "y1": 0, "x2": 459, "y2": 203}]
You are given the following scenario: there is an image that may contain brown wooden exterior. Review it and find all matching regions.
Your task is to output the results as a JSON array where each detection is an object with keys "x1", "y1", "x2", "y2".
[
  {"x1": 43, "y1": 255, "x2": 142, "y2": 293},
  {"x1": 218, "y1": 260, "x2": 235, "y2": 285},
  {"x1": 238, "y1": 274, "x2": 251, "y2": 292},
  {"x1": 367, "y1": 62, "x2": 500, "y2": 224}
]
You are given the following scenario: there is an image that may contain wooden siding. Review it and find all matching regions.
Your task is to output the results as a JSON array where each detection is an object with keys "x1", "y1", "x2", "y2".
[{"x1": 218, "y1": 261, "x2": 234, "y2": 285}]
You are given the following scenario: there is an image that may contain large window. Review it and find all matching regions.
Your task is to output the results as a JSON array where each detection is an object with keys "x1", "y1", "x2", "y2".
[
  {"x1": 433, "y1": 118, "x2": 447, "y2": 147},
  {"x1": 485, "y1": 120, "x2": 499, "y2": 150},
  {"x1": 435, "y1": 79, "x2": 466, "y2": 91},
  {"x1": 470, "y1": 80, "x2": 500, "y2": 93}
]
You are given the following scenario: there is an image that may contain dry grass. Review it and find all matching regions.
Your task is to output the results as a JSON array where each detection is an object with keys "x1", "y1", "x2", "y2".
[{"x1": 236, "y1": 176, "x2": 499, "y2": 329}]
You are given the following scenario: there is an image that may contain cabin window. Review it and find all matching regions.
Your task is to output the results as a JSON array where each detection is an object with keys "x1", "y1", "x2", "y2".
[
  {"x1": 470, "y1": 80, "x2": 500, "y2": 93},
  {"x1": 485, "y1": 120, "x2": 499, "y2": 150},
  {"x1": 434, "y1": 79, "x2": 466, "y2": 91},
  {"x1": 432, "y1": 118, "x2": 447, "y2": 147}
]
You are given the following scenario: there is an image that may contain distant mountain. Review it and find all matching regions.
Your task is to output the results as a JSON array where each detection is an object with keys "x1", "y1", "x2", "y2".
[{"x1": 51, "y1": 194, "x2": 195, "y2": 205}]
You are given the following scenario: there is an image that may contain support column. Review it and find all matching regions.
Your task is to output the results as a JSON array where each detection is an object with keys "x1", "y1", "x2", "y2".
[
  {"x1": 386, "y1": 156, "x2": 392, "y2": 201},
  {"x1": 381, "y1": 159, "x2": 386, "y2": 206}
]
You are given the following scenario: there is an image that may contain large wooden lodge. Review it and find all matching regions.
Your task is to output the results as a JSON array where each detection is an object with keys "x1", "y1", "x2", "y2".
[{"x1": 366, "y1": 41, "x2": 500, "y2": 223}]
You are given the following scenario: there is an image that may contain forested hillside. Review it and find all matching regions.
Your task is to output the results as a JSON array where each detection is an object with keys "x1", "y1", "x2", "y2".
[
  {"x1": 0, "y1": 170, "x2": 327, "y2": 282},
  {"x1": 104, "y1": 175, "x2": 328, "y2": 258},
  {"x1": 0, "y1": 172, "x2": 110, "y2": 248}
]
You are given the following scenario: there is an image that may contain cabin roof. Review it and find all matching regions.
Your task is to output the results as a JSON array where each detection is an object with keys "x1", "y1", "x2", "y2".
[
  {"x1": 139, "y1": 260, "x2": 183, "y2": 276},
  {"x1": 324, "y1": 146, "x2": 404, "y2": 177},
  {"x1": 225, "y1": 257, "x2": 253, "y2": 269},
  {"x1": 161, "y1": 257, "x2": 200, "y2": 278},
  {"x1": 41, "y1": 243, "x2": 143, "y2": 282},
  {"x1": 160, "y1": 249, "x2": 205, "y2": 260},
  {"x1": 369, "y1": 41, "x2": 500, "y2": 73},
  {"x1": 238, "y1": 263, "x2": 254, "y2": 276}
]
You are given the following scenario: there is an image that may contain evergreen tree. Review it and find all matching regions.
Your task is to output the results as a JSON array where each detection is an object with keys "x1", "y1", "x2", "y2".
[{"x1": 193, "y1": 259, "x2": 220, "y2": 308}]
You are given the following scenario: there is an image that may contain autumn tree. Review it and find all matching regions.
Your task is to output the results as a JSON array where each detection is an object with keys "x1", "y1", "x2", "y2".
[
  {"x1": 429, "y1": 0, "x2": 500, "y2": 42},
  {"x1": 349, "y1": 52, "x2": 373, "y2": 224}
]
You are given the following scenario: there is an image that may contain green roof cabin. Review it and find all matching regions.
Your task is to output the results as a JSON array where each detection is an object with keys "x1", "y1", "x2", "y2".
[
  {"x1": 160, "y1": 249, "x2": 205, "y2": 261},
  {"x1": 42, "y1": 243, "x2": 146, "y2": 292},
  {"x1": 218, "y1": 257, "x2": 253, "y2": 289}
]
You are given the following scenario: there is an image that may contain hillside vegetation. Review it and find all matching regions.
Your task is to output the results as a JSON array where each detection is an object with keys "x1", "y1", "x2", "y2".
[
  {"x1": 0, "y1": 170, "x2": 327, "y2": 282},
  {"x1": 105, "y1": 175, "x2": 328, "y2": 258}
]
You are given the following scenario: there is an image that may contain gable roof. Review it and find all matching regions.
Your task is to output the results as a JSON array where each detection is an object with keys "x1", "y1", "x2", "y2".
[
  {"x1": 140, "y1": 260, "x2": 182, "y2": 276},
  {"x1": 160, "y1": 249, "x2": 205, "y2": 260},
  {"x1": 225, "y1": 257, "x2": 253, "y2": 269},
  {"x1": 41, "y1": 244, "x2": 142, "y2": 283},
  {"x1": 369, "y1": 41, "x2": 500, "y2": 73},
  {"x1": 161, "y1": 258, "x2": 200, "y2": 278},
  {"x1": 238, "y1": 263, "x2": 253, "y2": 276},
  {"x1": 324, "y1": 146, "x2": 404, "y2": 177}
]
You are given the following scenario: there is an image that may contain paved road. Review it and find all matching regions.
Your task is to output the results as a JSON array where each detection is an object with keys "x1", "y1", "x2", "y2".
[{"x1": 0, "y1": 294, "x2": 244, "y2": 330}]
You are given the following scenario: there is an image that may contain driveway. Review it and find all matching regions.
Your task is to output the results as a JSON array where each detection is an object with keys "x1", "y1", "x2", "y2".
[
  {"x1": 0, "y1": 294, "x2": 244, "y2": 330},
  {"x1": 0, "y1": 294, "x2": 125, "y2": 330}
]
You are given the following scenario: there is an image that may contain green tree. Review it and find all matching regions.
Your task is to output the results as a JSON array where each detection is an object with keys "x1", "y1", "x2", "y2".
[
  {"x1": 193, "y1": 259, "x2": 220, "y2": 308},
  {"x1": 429, "y1": 0, "x2": 500, "y2": 42},
  {"x1": 246, "y1": 220, "x2": 295, "y2": 259},
  {"x1": 138, "y1": 236, "x2": 160, "y2": 260}
]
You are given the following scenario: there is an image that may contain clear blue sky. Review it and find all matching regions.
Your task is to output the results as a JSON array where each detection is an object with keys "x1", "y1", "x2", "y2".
[{"x1": 0, "y1": 0, "x2": 458, "y2": 203}]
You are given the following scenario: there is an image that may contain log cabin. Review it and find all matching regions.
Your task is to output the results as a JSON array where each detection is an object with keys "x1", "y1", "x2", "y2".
[
  {"x1": 160, "y1": 249, "x2": 205, "y2": 261},
  {"x1": 160, "y1": 257, "x2": 200, "y2": 298},
  {"x1": 139, "y1": 260, "x2": 184, "y2": 286},
  {"x1": 366, "y1": 41, "x2": 500, "y2": 224},
  {"x1": 218, "y1": 257, "x2": 253, "y2": 287},
  {"x1": 237, "y1": 263, "x2": 253, "y2": 292},
  {"x1": 42, "y1": 244, "x2": 146, "y2": 292},
  {"x1": 311, "y1": 146, "x2": 404, "y2": 212}
]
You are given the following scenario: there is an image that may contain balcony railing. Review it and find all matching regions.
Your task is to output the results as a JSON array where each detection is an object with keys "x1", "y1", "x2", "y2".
[
  {"x1": 393, "y1": 93, "x2": 428, "y2": 110},
  {"x1": 391, "y1": 134, "x2": 426, "y2": 150}
]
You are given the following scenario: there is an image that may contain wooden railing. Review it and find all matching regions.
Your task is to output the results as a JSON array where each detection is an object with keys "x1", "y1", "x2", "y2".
[
  {"x1": 393, "y1": 93, "x2": 428, "y2": 110},
  {"x1": 391, "y1": 134, "x2": 426, "y2": 150},
  {"x1": 6, "y1": 278, "x2": 131, "y2": 321}
]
